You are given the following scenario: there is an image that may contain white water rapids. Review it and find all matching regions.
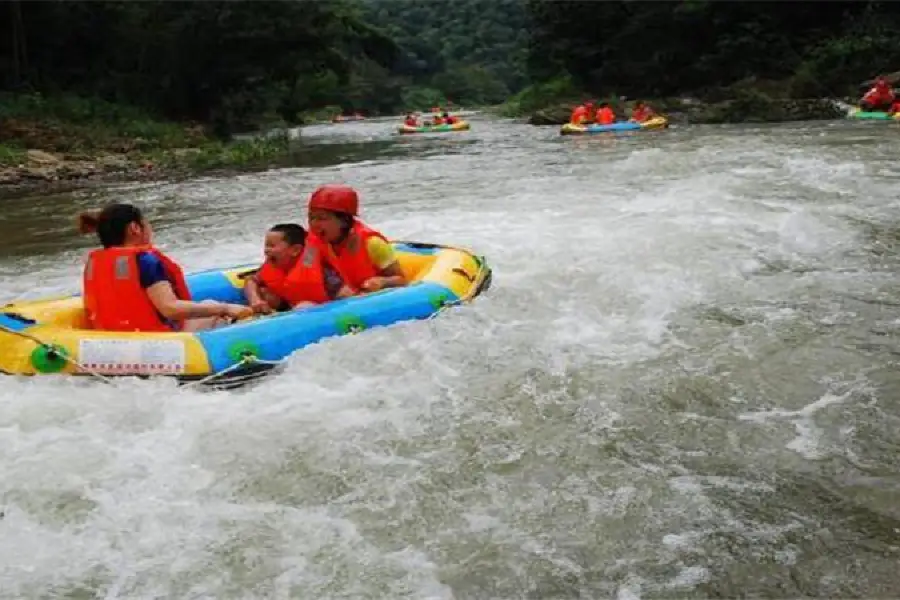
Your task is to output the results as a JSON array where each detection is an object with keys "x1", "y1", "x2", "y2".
[{"x1": 1, "y1": 116, "x2": 899, "y2": 597}]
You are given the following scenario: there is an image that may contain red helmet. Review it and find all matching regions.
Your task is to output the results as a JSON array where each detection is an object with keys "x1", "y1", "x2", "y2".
[{"x1": 308, "y1": 184, "x2": 359, "y2": 216}]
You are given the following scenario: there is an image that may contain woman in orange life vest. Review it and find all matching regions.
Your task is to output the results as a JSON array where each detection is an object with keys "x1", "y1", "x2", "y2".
[
  {"x1": 78, "y1": 203, "x2": 250, "y2": 332},
  {"x1": 306, "y1": 184, "x2": 407, "y2": 293},
  {"x1": 244, "y1": 223, "x2": 353, "y2": 314}
]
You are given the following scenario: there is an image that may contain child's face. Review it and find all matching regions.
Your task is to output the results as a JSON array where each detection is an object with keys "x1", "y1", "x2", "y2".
[
  {"x1": 264, "y1": 231, "x2": 302, "y2": 270},
  {"x1": 308, "y1": 209, "x2": 345, "y2": 244}
]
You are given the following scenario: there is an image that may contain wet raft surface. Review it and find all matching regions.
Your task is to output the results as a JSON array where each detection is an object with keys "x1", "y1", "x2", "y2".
[{"x1": 1, "y1": 115, "x2": 900, "y2": 597}]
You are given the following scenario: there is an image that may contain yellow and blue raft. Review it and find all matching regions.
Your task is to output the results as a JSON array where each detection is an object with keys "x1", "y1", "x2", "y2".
[
  {"x1": 398, "y1": 121, "x2": 471, "y2": 134},
  {"x1": 0, "y1": 242, "x2": 492, "y2": 388},
  {"x1": 560, "y1": 115, "x2": 669, "y2": 135}
]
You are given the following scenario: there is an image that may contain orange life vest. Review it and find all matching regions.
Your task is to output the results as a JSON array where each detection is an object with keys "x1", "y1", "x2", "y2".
[
  {"x1": 83, "y1": 245, "x2": 191, "y2": 332},
  {"x1": 595, "y1": 107, "x2": 615, "y2": 125},
  {"x1": 570, "y1": 105, "x2": 587, "y2": 124},
  {"x1": 320, "y1": 220, "x2": 389, "y2": 290},
  {"x1": 863, "y1": 86, "x2": 895, "y2": 106},
  {"x1": 632, "y1": 107, "x2": 651, "y2": 122},
  {"x1": 255, "y1": 243, "x2": 337, "y2": 306}
]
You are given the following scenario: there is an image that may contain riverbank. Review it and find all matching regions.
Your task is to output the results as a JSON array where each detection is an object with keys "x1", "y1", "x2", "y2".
[
  {"x1": 499, "y1": 77, "x2": 852, "y2": 126},
  {"x1": 526, "y1": 96, "x2": 848, "y2": 126},
  {"x1": 0, "y1": 94, "x2": 298, "y2": 199}
]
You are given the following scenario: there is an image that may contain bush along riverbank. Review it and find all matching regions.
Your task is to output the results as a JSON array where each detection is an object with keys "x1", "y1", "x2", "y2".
[
  {"x1": 501, "y1": 76, "x2": 850, "y2": 126},
  {"x1": 0, "y1": 94, "x2": 298, "y2": 196}
]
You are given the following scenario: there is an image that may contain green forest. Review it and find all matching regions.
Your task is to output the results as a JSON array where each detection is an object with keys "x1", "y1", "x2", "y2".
[
  {"x1": 522, "y1": 0, "x2": 900, "y2": 108},
  {"x1": 2, "y1": 0, "x2": 900, "y2": 137}
]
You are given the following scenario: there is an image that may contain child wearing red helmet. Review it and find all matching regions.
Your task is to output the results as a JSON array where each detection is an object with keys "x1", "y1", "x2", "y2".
[{"x1": 306, "y1": 184, "x2": 407, "y2": 293}]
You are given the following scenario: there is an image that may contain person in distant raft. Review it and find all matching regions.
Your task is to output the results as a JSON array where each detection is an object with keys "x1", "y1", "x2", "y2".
[
  {"x1": 889, "y1": 97, "x2": 900, "y2": 115},
  {"x1": 860, "y1": 76, "x2": 896, "y2": 112},
  {"x1": 569, "y1": 101, "x2": 593, "y2": 125},
  {"x1": 243, "y1": 223, "x2": 353, "y2": 314},
  {"x1": 78, "y1": 203, "x2": 250, "y2": 332},
  {"x1": 404, "y1": 113, "x2": 419, "y2": 127},
  {"x1": 629, "y1": 101, "x2": 655, "y2": 123},
  {"x1": 442, "y1": 111, "x2": 457, "y2": 125},
  {"x1": 594, "y1": 102, "x2": 616, "y2": 125},
  {"x1": 306, "y1": 184, "x2": 407, "y2": 293}
]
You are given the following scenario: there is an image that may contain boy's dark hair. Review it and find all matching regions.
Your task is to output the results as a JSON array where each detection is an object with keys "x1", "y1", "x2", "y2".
[{"x1": 270, "y1": 223, "x2": 307, "y2": 246}]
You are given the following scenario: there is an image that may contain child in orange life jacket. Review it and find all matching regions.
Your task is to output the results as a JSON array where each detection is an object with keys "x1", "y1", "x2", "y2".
[
  {"x1": 77, "y1": 203, "x2": 249, "y2": 333},
  {"x1": 306, "y1": 184, "x2": 407, "y2": 293},
  {"x1": 244, "y1": 223, "x2": 352, "y2": 314}
]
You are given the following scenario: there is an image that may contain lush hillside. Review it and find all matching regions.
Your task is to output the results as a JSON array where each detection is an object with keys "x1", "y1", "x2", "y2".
[
  {"x1": 4, "y1": 0, "x2": 900, "y2": 137},
  {"x1": 1, "y1": 0, "x2": 405, "y2": 133},
  {"x1": 363, "y1": 0, "x2": 530, "y2": 109},
  {"x1": 522, "y1": 0, "x2": 900, "y2": 104}
]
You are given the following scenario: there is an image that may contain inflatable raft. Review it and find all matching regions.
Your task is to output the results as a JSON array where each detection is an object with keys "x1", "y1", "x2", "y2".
[
  {"x1": 560, "y1": 115, "x2": 669, "y2": 135},
  {"x1": 0, "y1": 242, "x2": 491, "y2": 388},
  {"x1": 398, "y1": 121, "x2": 471, "y2": 135},
  {"x1": 332, "y1": 115, "x2": 366, "y2": 123},
  {"x1": 847, "y1": 107, "x2": 900, "y2": 121}
]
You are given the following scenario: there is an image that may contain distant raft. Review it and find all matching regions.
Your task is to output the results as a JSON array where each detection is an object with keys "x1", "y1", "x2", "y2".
[
  {"x1": 0, "y1": 242, "x2": 492, "y2": 388},
  {"x1": 332, "y1": 115, "x2": 366, "y2": 123},
  {"x1": 398, "y1": 121, "x2": 471, "y2": 134},
  {"x1": 846, "y1": 107, "x2": 900, "y2": 121},
  {"x1": 560, "y1": 115, "x2": 669, "y2": 135}
]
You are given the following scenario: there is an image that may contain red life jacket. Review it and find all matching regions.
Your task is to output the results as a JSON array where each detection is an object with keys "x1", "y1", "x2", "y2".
[
  {"x1": 595, "y1": 107, "x2": 615, "y2": 125},
  {"x1": 864, "y1": 86, "x2": 895, "y2": 106},
  {"x1": 632, "y1": 107, "x2": 652, "y2": 122},
  {"x1": 570, "y1": 105, "x2": 587, "y2": 124},
  {"x1": 255, "y1": 242, "x2": 337, "y2": 306},
  {"x1": 83, "y1": 245, "x2": 191, "y2": 332},
  {"x1": 320, "y1": 220, "x2": 389, "y2": 291}
]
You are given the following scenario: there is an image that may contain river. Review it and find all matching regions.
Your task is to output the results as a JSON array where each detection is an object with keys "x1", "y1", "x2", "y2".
[{"x1": 1, "y1": 114, "x2": 899, "y2": 598}]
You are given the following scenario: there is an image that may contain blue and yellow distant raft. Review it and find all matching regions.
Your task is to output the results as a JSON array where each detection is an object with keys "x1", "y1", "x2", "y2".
[
  {"x1": 0, "y1": 242, "x2": 492, "y2": 387},
  {"x1": 560, "y1": 115, "x2": 669, "y2": 135},
  {"x1": 397, "y1": 121, "x2": 471, "y2": 134}
]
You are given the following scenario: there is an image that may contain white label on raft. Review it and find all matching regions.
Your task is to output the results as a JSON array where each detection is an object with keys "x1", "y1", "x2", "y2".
[{"x1": 78, "y1": 339, "x2": 187, "y2": 375}]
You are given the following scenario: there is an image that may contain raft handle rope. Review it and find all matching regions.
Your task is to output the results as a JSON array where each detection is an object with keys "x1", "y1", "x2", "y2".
[
  {"x1": 0, "y1": 322, "x2": 113, "y2": 383},
  {"x1": 180, "y1": 354, "x2": 283, "y2": 389},
  {"x1": 0, "y1": 321, "x2": 279, "y2": 388}
]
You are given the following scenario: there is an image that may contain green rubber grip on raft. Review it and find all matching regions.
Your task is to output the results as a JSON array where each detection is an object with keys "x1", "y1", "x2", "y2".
[
  {"x1": 31, "y1": 344, "x2": 69, "y2": 373},
  {"x1": 336, "y1": 315, "x2": 367, "y2": 334},
  {"x1": 429, "y1": 293, "x2": 451, "y2": 310},
  {"x1": 227, "y1": 341, "x2": 261, "y2": 363}
]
